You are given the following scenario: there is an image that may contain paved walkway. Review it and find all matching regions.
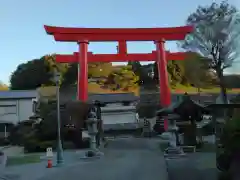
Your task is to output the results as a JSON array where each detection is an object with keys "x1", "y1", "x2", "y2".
[
  {"x1": 166, "y1": 152, "x2": 217, "y2": 180},
  {"x1": 3, "y1": 150, "x2": 91, "y2": 180},
  {"x1": 22, "y1": 138, "x2": 167, "y2": 180}
]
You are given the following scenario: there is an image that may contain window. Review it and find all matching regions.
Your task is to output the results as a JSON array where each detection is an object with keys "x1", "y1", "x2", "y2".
[{"x1": 0, "y1": 105, "x2": 16, "y2": 115}]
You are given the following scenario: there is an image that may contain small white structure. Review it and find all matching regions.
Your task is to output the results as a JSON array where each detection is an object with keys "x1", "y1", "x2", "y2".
[
  {"x1": 0, "y1": 90, "x2": 38, "y2": 137},
  {"x1": 101, "y1": 103, "x2": 139, "y2": 130},
  {"x1": 46, "y1": 147, "x2": 53, "y2": 158}
]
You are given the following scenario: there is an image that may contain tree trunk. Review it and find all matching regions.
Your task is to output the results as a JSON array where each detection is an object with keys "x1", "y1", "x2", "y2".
[
  {"x1": 217, "y1": 68, "x2": 230, "y2": 123},
  {"x1": 197, "y1": 87, "x2": 201, "y2": 103},
  {"x1": 217, "y1": 68, "x2": 228, "y2": 104}
]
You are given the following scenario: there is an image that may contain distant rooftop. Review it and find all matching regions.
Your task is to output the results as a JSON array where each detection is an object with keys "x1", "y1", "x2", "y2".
[
  {"x1": 88, "y1": 93, "x2": 139, "y2": 103},
  {"x1": 0, "y1": 90, "x2": 37, "y2": 99}
]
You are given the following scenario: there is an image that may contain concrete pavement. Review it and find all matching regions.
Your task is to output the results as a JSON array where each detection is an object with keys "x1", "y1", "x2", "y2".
[
  {"x1": 166, "y1": 152, "x2": 217, "y2": 180},
  {"x1": 37, "y1": 138, "x2": 168, "y2": 180}
]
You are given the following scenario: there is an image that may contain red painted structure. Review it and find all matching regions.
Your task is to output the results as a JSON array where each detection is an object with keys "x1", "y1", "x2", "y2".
[
  {"x1": 55, "y1": 50, "x2": 186, "y2": 63},
  {"x1": 44, "y1": 25, "x2": 193, "y2": 130}
]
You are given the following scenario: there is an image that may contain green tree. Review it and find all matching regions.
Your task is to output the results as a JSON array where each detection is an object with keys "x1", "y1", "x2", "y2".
[
  {"x1": 128, "y1": 62, "x2": 156, "y2": 87},
  {"x1": 10, "y1": 55, "x2": 71, "y2": 90},
  {"x1": 61, "y1": 63, "x2": 78, "y2": 86},
  {"x1": 181, "y1": 1, "x2": 240, "y2": 103},
  {"x1": 10, "y1": 59, "x2": 52, "y2": 90},
  {"x1": 42, "y1": 54, "x2": 69, "y2": 85},
  {"x1": 183, "y1": 52, "x2": 215, "y2": 91},
  {"x1": 128, "y1": 61, "x2": 142, "y2": 76},
  {"x1": 153, "y1": 61, "x2": 187, "y2": 88}
]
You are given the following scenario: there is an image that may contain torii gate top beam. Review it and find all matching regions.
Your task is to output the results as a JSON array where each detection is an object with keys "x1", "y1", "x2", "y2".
[
  {"x1": 55, "y1": 51, "x2": 187, "y2": 63},
  {"x1": 44, "y1": 25, "x2": 193, "y2": 42}
]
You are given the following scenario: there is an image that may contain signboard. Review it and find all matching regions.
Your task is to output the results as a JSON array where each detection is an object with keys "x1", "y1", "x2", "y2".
[{"x1": 46, "y1": 147, "x2": 53, "y2": 158}]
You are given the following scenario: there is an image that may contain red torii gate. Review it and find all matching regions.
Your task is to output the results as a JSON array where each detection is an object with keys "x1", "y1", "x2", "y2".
[{"x1": 44, "y1": 25, "x2": 193, "y2": 130}]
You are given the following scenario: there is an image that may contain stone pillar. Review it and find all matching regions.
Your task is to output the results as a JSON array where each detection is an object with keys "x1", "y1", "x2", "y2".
[
  {"x1": 86, "y1": 108, "x2": 98, "y2": 151},
  {"x1": 164, "y1": 119, "x2": 185, "y2": 157}
]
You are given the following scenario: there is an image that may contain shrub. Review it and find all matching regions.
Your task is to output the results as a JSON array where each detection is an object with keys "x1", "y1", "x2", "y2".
[
  {"x1": 217, "y1": 114, "x2": 240, "y2": 173},
  {"x1": 23, "y1": 138, "x2": 90, "y2": 153},
  {"x1": 220, "y1": 117, "x2": 240, "y2": 154},
  {"x1": 0, "y1": 138, "x2": 10, "y2": 146},
  {"x1": 8, "y1": 123, "x2": 33, "y2": 145},
  {"x1": 23, "y1": 139, "x2": 42, "y2": 153},
  {"x1": 38, "y1": 141, "x2": 57, "y2": 151},
  {"x1": 218, "y1": 171, "x2": 232, "y2": 180},
  {"x1": 136, "y1": 104, "x2": 159, "y2": 118}
]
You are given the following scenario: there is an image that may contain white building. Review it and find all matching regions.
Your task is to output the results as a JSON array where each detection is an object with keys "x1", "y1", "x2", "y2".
[{"x1": 0, "y1": 90, "x2": 38, "y2": 125}]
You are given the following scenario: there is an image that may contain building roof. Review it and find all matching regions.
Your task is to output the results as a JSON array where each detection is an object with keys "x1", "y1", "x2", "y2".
[
  {"x1": 88, "y1": 93, "x2": 139, "y2": 103},
  {"x1": 0, "y1": 90, "x2": 37, "y2": 99}
]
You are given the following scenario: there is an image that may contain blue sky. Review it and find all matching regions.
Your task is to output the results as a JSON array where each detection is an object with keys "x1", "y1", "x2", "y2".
[{"x1": 0, "y1": 0, "x2": 240, "y2": 84}]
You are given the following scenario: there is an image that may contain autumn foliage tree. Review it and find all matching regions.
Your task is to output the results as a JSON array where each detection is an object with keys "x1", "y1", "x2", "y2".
[
  {"x1": 88, "y1": 62, "x2": 113, "y2": 78},
  {"x1": 0, "y1": 82, "x2": 8, "y2": 90},
  {"x1": 103, "y1": 65, "x2": 139, "y2": 91}
]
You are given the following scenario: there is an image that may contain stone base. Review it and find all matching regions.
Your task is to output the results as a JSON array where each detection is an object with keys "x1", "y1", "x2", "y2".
[
  {"x1": 79, "y1": 149, "x2": 104, "y2": 160},
  {"x1": 164, "y1": 146, "x2": 186, "y2": 159}
]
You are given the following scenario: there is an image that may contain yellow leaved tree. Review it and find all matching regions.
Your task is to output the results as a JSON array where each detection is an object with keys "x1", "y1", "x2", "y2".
[
  {"x1": 0, "y1": 82, "x2": 8, "y2": 90},
  {"x1": 42, "y1": 54, "x2": 69, "y2": 85},
  {"x1": 103, "y1": 65, "x2": 139, "y2": 92},
  {"x1": 88, "y1": 62, "x2": 113, "y2": 78}
]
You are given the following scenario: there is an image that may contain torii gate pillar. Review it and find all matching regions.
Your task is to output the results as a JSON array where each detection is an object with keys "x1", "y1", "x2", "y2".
[
  {"x1": 78, "y1": 40, "x2": 89, "y2": 101},
  {"x1": 156, "y1": 40, "x2": 171, "y2": 107},
  {"x1": 156, "y1": 40, "x2": 170, "y2": 130}
]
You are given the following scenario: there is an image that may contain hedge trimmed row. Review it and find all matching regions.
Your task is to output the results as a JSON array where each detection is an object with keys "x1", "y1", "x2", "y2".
[{"x1": 23, "y1": 139, "x2": 90, "y2": 153}]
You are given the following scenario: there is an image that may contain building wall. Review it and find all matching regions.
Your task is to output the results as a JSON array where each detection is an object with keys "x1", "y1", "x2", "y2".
[
  {"x1": 0, "y1": 98, "x2": 35, "y2": 124},
  {"x1": 101, "y1": 103, "x2": 138, "y2": 130},
  {"x1": 18, "y1": 99, "x2": 35, "y2": 122},
  {"x1": 0, "y1": 100, "x2": 18, "y2": 124}
]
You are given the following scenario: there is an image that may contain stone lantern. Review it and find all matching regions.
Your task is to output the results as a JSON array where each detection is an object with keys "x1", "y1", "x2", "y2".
[{"x1": 86, "y1": 106, "x2": 99, "y2": 151}]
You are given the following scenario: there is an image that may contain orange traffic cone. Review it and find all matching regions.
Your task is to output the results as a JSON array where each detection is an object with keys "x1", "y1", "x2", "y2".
[{"x1": 47, "y1": 159, "x2": 52, "y2": 168}]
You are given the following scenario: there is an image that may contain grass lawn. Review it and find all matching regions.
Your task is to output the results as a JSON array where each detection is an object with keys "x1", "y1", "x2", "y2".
[{"x1": 6, "y1": 154, "x2": 41, "y2": 166}]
